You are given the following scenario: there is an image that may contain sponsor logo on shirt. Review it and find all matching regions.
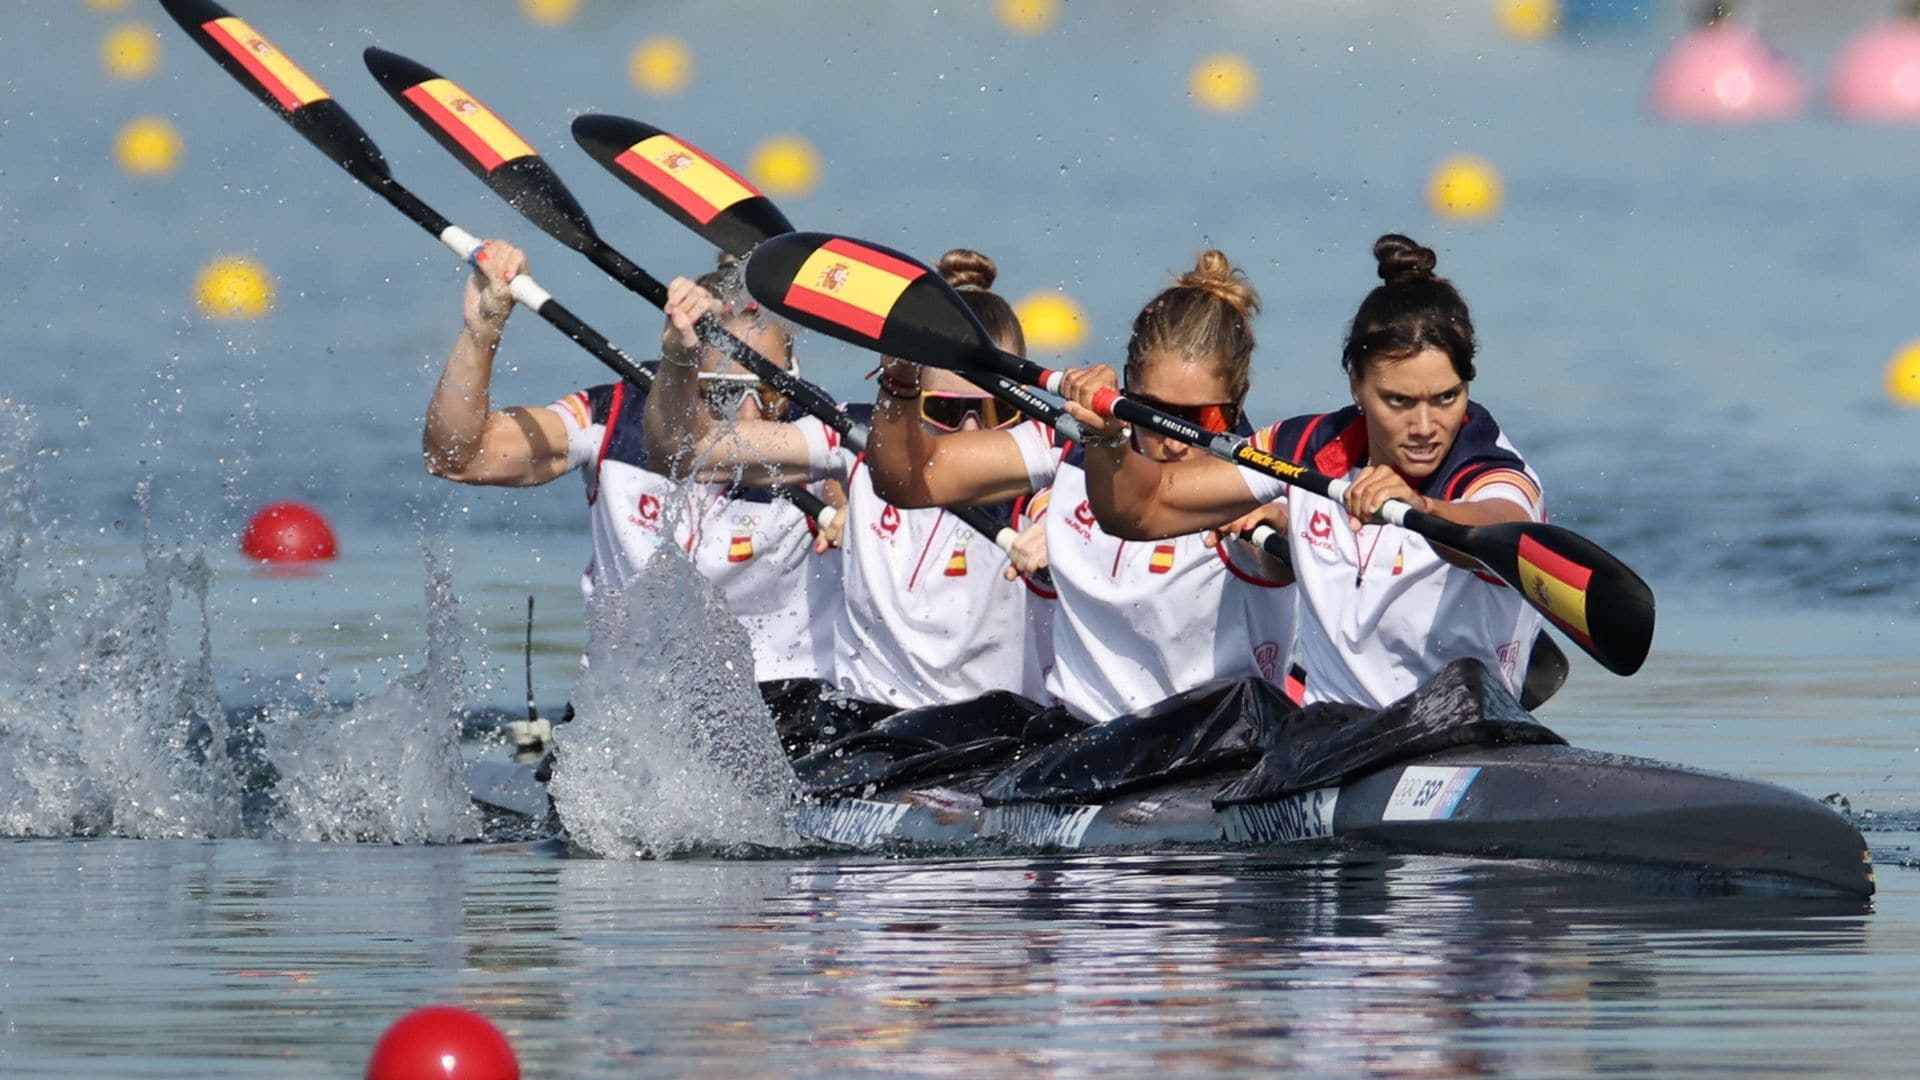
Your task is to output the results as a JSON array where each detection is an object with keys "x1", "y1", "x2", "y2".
[
  {"x1": 871, "y1": 503, "x2": 901, "y2": 541},
  {"x1": 1067, "y1": 499, "x2": 1097, "y2": 541},
  {"x1": 1253, "y1": 640, "x2": 1280, "y2": 682},
  {"x1": 629, "y1": 492, "x2": 663, "y2": 532},
  {"x1": 1496, "y1": 639, "x2": 1522, "y2": 684},
  {"x1": 1302, "y1": 509, "x2": 1335, "y2": 552}
]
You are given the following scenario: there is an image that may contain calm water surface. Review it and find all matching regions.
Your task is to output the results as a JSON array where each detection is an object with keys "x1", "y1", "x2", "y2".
[{"x1": 3, "y1": 0, "x2": 1918, "y2": 1074}]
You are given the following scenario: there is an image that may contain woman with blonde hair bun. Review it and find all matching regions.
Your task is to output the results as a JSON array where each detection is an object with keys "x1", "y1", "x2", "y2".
[{"x1": 865, "y1": 249, "x2": 1297, "y2": 723}]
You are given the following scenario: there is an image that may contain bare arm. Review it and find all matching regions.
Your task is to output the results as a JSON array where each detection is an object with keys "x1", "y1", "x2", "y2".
[
  {"x1": 1058, "y1": 364, "x2": 1264, "y2": 539},
  {"x1": 422, "y1": 241, "x2": 574, "y2": 487},
  {"x1": 644, "y1": 277, "x2": 824, "y2": 486},
  {"x1": 863, "y1": 360, "x2": 1040, "y2": 508}
]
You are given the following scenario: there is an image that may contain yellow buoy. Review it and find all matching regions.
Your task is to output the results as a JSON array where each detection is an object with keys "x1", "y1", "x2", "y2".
[
  {"x1": 114, "y1": 116, "x2": 183, "y2": 178},
  {"x1": 1015, "y1": 292, "x2": 1089, "y2": 353},
  {"x1": 749, "y1": 135, "x2": 821, "y2": 197},
  {"x1": 1189, "y1": 53, "x2": 1258, "y2": 114},
  {"x1": 1886, "y1": 341, "x2": 1920, "y2": 407},
  {"x1": 194, "y1": 256, "x2": 275, "y2": 320},
  {"x1": 629, "y1": 36, "x2": 694, "y2": 96},
  {"x1": 102, "y1": 22, "x2": 161, "y2": 81},
  {"x1": 1427, "y1": 154, "x2": 1504, "y2": 221},
  {"x1": 997, "y1": 0, "x2": 1059, "y2": 36},
  {"x1": 518, "y1": 0, "x2": 581, "y2": 27},
  {"x1": 1494, "y1": 0, "x2": 1560, "y2": 41}
]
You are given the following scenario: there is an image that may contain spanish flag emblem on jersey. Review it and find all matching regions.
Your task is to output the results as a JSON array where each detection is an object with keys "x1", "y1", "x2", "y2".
[
  {"x1": 615, "y1": 134, "x2": 760, "y2": 226},
  {"x1": 782, "y1": 238, "x2": 925, "y2": 340},
  {"x1": 204, "y1": 17, "x2": 329, "y2": 112},
  {"x1": 727, "y1": 523, "x2": 754, "y2": 563},
  {"x1": 1515, "y1": 535, "x2": 1592, "y2": 648},
  {"x1": 1148, "y1": 543, "x2": 1176, "y2": 575},
  {"x1": 944, "y1": 535, "x2": 970, "y2": 577},
  {"x1": 401, "y1": 78, "x2": 536, "y2": 171}
]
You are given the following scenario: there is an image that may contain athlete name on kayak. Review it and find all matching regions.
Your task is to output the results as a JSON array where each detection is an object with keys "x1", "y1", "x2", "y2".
[
  {"x1": 995, "y1": 803, "x2": 1101, "y2": 849},
  {"x1": 795, "y1": 798, "x2": 911, "y2": 849},
  {"x1": 1222, "y1": 788, "x2": 1339, "y2": 844}
]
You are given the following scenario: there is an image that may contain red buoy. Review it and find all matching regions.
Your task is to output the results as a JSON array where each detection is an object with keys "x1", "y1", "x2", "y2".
[
  {"x1": 366, "y1": 1006, "x2": 520, "y2": 1080},
  {"x1": 240, "y1": 500, "x2": 338, "y2": 563}
]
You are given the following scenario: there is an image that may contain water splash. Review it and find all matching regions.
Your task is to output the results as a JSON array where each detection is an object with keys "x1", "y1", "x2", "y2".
[
  {"x1": 0, "y1": 437, "x2": 244, "y2": 837},
  {"x1": 551, "y1": 548, "x2": 800, "y2": 857},
  {"x1": 257, "y1": 542, "x2": 479, "y2": 844},
  {"x1": 0, "y1": 399, "x2": 478, "y2": 843}
]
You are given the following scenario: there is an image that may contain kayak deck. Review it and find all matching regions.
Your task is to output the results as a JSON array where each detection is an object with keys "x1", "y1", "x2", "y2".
[{"x1": 789, "y1": 743, "x2": 1873, "y2": 898}]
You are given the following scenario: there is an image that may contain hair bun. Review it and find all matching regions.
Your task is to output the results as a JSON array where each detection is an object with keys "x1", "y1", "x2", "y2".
[
  {"x1": 1174, "y1": 248, "x2": 1261, "y2": 317},
  {"x1": 1374, "y1": 234, "x2": 1438, "y2": 285},
  {"x1": 938, "y1": 248, "x2": 998, "y2": 292}
]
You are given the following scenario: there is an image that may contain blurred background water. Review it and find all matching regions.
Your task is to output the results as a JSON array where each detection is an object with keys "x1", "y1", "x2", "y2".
[{"x1": 2, "y1": 0, "x2": 1918, "y2": 1074}]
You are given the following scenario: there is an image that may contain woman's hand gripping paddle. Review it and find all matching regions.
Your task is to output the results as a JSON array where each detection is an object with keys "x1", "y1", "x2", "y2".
[
  {"x1": 153, "y1": 3, "x2": 837, "y2": 524},
  {"x1": 361, "y1": 47, "x2": 862, "y2": 454},
  {"x1": 156, "y1": 0, "x2": 649, "y2": 390},
  {"x1": 742, "y1": 231, "x2": 1656, "y2": 677}
]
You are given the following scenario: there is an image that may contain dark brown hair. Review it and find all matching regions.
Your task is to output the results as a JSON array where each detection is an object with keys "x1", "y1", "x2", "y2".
[
  {"x1": 1124, "y1": 249, "x2": 1260, "y2": 401},
  {"x1": 938, "y1": 248, "x2": 1025, "y2": 354},
  {"x1": 1340, "y1": 233, "x2": 1475, "y2": 383}
]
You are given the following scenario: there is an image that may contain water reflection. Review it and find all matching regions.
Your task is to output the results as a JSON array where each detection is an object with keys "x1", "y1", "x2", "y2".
[{"x1": 543, "y1": 851, "x2": 1873, "y2": 1076}]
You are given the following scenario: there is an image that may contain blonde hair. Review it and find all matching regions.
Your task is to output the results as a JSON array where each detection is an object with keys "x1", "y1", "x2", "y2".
[{"x1": 1124, "y1": 249, "x2": 1260, "y2": 402}]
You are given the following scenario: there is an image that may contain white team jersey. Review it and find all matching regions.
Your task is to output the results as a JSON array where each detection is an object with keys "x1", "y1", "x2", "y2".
[
  {"x1": 1016, "y1": 443, "x2": 1296, "y2": 724},
  {"x1": 800, "y1": 419, "x2": 1051, "y2": 709},
  {"x1": 1236, "y1": 404, "x2": 1545, "y2": 709},
  {"x1": 549, "y1": 384, "x2": 839, "y2": 683}
]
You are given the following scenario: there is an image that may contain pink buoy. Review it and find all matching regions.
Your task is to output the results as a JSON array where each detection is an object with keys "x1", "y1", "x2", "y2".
[
  {"x1": 239, "y1": 500, "x2": 338, "y2": 564},
  {"x1": 1649, "y1": 23, "x2": 1807, "y2": 123},
  {"x1": 366, "y1": 1006, "x2": 520, "y2": 1080},
  {"x1": 1830, "y1": 19, "x2": 1920, "y2": 121}
]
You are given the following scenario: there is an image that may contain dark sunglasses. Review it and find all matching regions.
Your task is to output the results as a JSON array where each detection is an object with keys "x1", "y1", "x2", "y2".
[
  {"x1": 1124, "y1": 389, "x2": 1241, "y2": 434},
  {"x1": 919, "y1": 391, "x2": 1025, "y2": 432}
]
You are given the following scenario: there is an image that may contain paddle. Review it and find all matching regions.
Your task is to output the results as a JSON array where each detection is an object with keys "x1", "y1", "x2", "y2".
[
  {"x1": 572, "y1": 113, "x2": 1086, "y2": 444},
  {"x1": 568, "y1": 114, "x2": 1325, "y2": 578},
  {"x1": 152, "y1": 3, "x2": 836, "y2": 526},
  {"x1": 361, "y1": 47, "x2": 862, "y2": 453},
  {"x1": 742, "y1": 231, "x2": 1656, "y2": 677}
]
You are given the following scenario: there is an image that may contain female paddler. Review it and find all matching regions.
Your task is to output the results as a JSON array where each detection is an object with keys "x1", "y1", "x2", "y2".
[
  {"x1": 647, "y1": 250, "x2": 1051, "y2": 745},
  {"x1": 421, "y1": 241, "x2": 842, "y2": 742},
  {"x1": 865, "y1": 250, "x2": 1297, "y2": 723},
  {"x1": 1064, "y1": 234, "x2": 1545, "y2": 709}
]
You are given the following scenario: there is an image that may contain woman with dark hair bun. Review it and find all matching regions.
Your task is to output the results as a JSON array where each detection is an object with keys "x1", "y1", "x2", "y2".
[{"x1": 1070, "y1": 234, "x2": 1546, "y2": 710}]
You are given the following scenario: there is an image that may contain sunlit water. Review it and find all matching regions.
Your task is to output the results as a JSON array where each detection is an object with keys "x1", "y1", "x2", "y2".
[{"x1": 3, "y1": 0, "x2": 1918, "y2": 1074}]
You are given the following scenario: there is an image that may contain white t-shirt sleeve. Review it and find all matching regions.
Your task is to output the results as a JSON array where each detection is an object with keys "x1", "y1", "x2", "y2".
[
  {"x1": 1007, "y1": 419, "x2": 1061, "y2": 489},
  {"x1": 1458, "y1": 468, "x2": 1545, "y2": 522},
  {"x1": 546, "y1": 390, "x2": 602, "y2": 472},
  {"x1": 1233, "y1": 422, "x2": 1289, "y2": 504},
  {"x1": 794, "y1": 415, "x2": 856, "y2": 482}
]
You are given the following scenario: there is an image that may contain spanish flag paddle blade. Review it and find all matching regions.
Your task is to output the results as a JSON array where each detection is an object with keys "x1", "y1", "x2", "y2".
[
  {"x1": 743, "y1": 232, "x2": 992, "y2": 371},
  {"x1": 573, "y1": 114, "x2": 794, "y2": 258},
  {"x1": 1469, "y1": 520, "x2": 1656, "y2": 677},
  {"x1": 158, "y1": 0, "x2": 390, "y2": 185},
  {"x1": 363, "y1": 47, "x2": 599, "y2": 254}
]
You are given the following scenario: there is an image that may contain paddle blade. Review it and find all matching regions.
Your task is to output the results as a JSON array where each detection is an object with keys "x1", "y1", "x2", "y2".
[
  {"x1": 573, "y1": 114, "x2": 793, "y2": 257},
  {"x1": 744, "y1": 232, "x2": 995, "y2": 369},
  {"x1": 159, "y1": 0, "x2": 389, "y2": 183},
  {"x1": 1473, "y1": 521, "x2": 1656, "y2": 677},
  {"x1": 363, "y1": 47, "x2": 599, "y2": 252}
]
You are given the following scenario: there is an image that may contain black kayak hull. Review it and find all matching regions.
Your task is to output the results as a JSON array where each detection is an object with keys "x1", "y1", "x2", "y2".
[{"x1": 790, "y1": 743, "x2": 1874, "y2": 898}]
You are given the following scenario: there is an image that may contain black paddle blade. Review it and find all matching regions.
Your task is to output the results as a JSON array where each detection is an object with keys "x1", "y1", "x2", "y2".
[
  {"x1": 362, "y1": 47, "x2": 599, "y2": 253},
  {"x1": 572, "y1": 114, "x2": 794, "y2": 258},
  {"x1": 743, "y1": 232, "x2": 993, "y2": 368},
  {"x1": 1472, "y1": 520, "x2": 1656, "y2": 677},
  {"x1": 159, "y1": 0, "x2": 390, "y2": 184}
]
